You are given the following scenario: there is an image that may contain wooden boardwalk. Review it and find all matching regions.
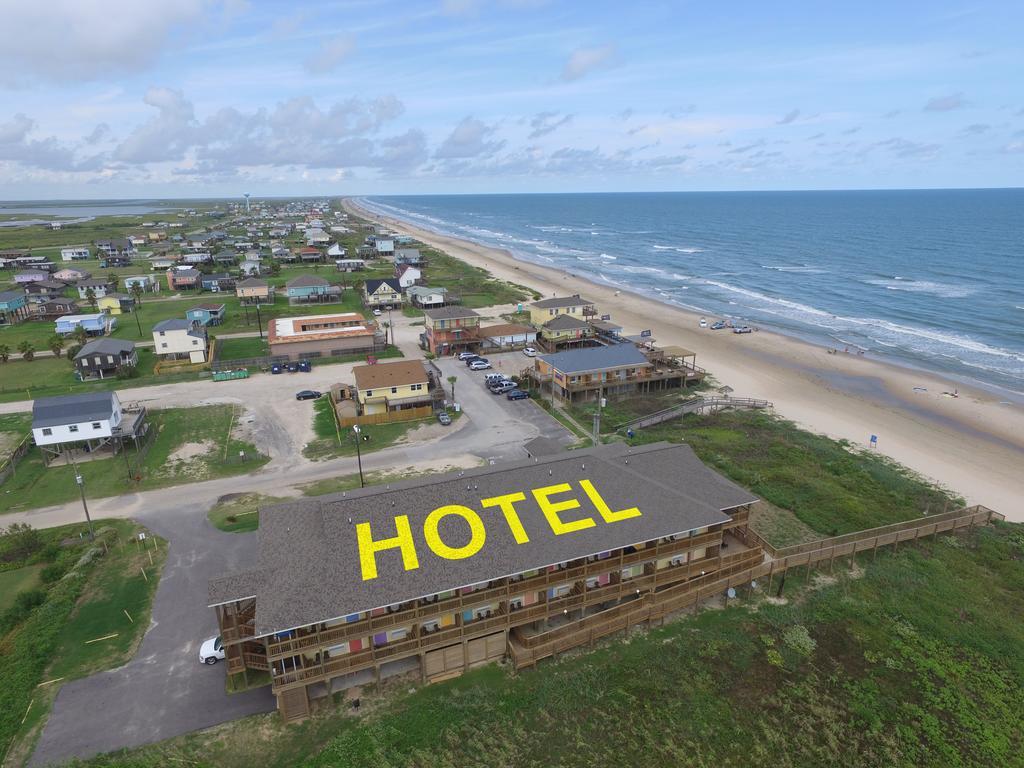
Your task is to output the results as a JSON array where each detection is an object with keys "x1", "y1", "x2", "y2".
[{"x1": 617, "y1": 396, "x2": 773, "y2": 431}]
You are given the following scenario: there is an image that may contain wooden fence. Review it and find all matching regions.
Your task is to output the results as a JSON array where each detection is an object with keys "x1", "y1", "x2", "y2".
[
  {"x1": 336, "y1": 405, "x2": 433, "y2": 427},
  {"x1": 0, "y1": 435, "x2": 31, "y2": 486}
]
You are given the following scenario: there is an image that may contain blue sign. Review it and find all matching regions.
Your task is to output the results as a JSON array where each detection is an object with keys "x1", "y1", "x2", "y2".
[
  {"x1": 869, "y1": 434, "x2": 878, "y2": 446},
  {"x1": 640, "y1": 329, "x2": 652, "y2": 338}
]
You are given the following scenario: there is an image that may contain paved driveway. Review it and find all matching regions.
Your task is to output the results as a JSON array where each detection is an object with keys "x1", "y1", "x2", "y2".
[{"x1": 29, "y1": 505, "x2": 275, "y2": 767}]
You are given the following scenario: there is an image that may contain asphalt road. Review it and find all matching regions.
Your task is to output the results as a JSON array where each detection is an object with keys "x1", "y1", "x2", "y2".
[{"x1": 22, "y1": 329, "x2": 573, "y2": 765}]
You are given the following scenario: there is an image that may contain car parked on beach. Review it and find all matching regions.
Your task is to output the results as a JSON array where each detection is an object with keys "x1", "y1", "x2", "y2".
[
  {"x1": 506, "y1": 389, "x2": 530, "y2": 400},
  {"x1": 469, "y1": 359, "x2": 492, "y2": 370},
  {"x1": 199, "y1": 636, "x2": 225, "y2": 665},
  {"x1": 710, "y1": 320, "x2": 728, "y2": 330},
  {"x1": 732, "y1": 326, "x2": 753, "y2": 334}
]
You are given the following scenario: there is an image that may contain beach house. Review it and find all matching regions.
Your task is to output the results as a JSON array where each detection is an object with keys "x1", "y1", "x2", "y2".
[
  {"x1": 60, "y1": 247, "x2": 91, "y2": 262},
  {"x1": 478, "y1": 323, "x2": 538, "y2": 351},
  {"x1": 528, "y1": 344, "x2": 689, "y2": 403},
  {"x1": 528, "y1": 295, "x2": 596, "y2": 326},
  {"x1": 352, "y1": 359, "x2": 433, "y2": 416},
  {"x1": 207, "y1": 441, "x2": 758, "y2": 722},
  {"x1": 538, "y1": 314, "x2": 592, "y2": 350},
  {"x1": 334, "y1": 258, "x2": 366, "y2": 272},
  {"x1": 54, "y1": 313, "x2": 116, "y2": 337},
  {"x1": 76, "y1": 278, "x2": 117, "y2": 300},
  {"x1": 74, "y1": 338, "x2": 138, "y2": 380},
  {"x1": 30, "y1": 391, "x2": 147, "y2": 462},
  {"x1": 96, "y1": 293, "x2": 135, "y2": 315},
  {"x1": 236, "y1": 277, "x2": 274, "y2": 305},
  {"x1": 363, "y1": 278, "x2": 403, "y2": 309},
  {"x1": 53, "y1": 267, "x2": 91, "y2": 283},
  {"x1": 152, "y1": 318, "x2": 209, "y2": 363},
  {"x1": 0, "y1": 290, "x2": 30, "y2": 325},
  {"x1": 286, "y1": 275, "x2": 339, "y2": 303},
  {"x1": 23, "y1": 279, "x2": 68, "y2": 303},
  {"x1": 95, "y1": 238, "x2": 136, "y2": 259},
  {"x1": 166, "y1": 267, "x2": 201, "y2": 291},
  {"x1": 420, "y1": 306, "x2": 482, "y2": 355},
  {"x1": 395, "y1": 263, "x2": 422, "y2": 289},
  {"x1": 32, "y1": 298, "x2": 79, "y2": 320},
  {"x1": 406, "y1": 285, "x2": 449, "y2": 309},
  {"x1": 123, "y1": 275, "x2": 158, "y2": 293},
  {"x1": 267, "y1": 312, "x2": 382, "y2": 361},
  {"x1": 14, "y1": 268, "x2": 49, "y2": 285},
  {"x1": 394, "y1": 248, "x2": 424, "y2": 266},
  {"x1": 199, "y1": 273, "x2": 234, "y2": 292},
  {"x1": 186, "y1": 303, "x2": 227, "y2": 327},
  {"x1": 373, "y1": 236, "x2": 395, "y2": 257}
]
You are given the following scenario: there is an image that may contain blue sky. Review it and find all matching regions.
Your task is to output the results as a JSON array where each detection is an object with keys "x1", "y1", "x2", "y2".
[{"x1": 1, "y1": 0, "x2": 1022, "y2": 198}]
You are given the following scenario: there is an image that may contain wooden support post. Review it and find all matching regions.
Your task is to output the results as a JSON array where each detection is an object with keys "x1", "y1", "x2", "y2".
[
  {"x1": 767, "y1": 562, "x2": 775, "y2": 594},
  {"x1": 873, "y1": 536, "x2": 879, "y2": 561}
]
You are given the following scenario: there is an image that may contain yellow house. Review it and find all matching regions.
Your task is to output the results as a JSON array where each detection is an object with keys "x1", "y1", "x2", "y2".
[
  {"x1": 352, "y1": 360, "x2": 431, "y2": 416},
  {"x1": 96, "y1": 293, "x2": 133, "y2": 315},
  {"x1": 528, "y1": 295, "x2": 595, "y2": 325},
  {"x1": 540, "y1": 314, "x2": 591, "y2": 345},
  {"x1": 235, "y1": 277, "x2": 275, "y2": 305}
]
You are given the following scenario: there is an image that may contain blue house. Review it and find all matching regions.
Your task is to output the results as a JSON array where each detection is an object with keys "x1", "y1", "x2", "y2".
[
  {"x1": 0, "y1": 290, "x2": 30, "y2": 325},
  {"x1": 286, "y1": 274, "x2": 336, "y2": 302},
  {"x1": 200, "y1": 273, "x2": 234, "y2": 292},
  {"x1": 185, "y1": 303, "x2": 227, "y2": 327},
  {"x1": 55, "y1": 313, "x2": 115, "y2": 337}
]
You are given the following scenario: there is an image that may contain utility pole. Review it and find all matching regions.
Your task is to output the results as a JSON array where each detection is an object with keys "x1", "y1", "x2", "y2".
[
  {"x1": 353, "y1": 425, "x2": 365, "y2": 487},
  {"x1": 255, "y1": 302, "x2": 264, "y2": 339},
  {"x1": 593, "y1": 384, "x2": 604, "y2": 443},
  {"x1": 387, "y1": 306, "x2": 394, "y2": 346},
  {"x1": 74, "y1": 471, "x2": 95, "y2": 541}
]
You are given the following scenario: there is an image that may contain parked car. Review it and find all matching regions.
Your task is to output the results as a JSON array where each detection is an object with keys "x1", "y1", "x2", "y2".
[
  {"x1": 484, "y1": 372, "x2": 507, "y2": 383},
  {"x1": 457, "y1": 351, "x2": 479, "y2": 361},
  {"x1": 199, "y1": 636, "x2": 225, "y2": 665},
  {"x1": 732, "y1": 326, "x2": 753, "y2": 334},
  {"x1": 286, "y1": 362, "x2": 300, "y2": 372},
  {"x1": 270, "y1": 364, "x2": 283, "y2": 374},
  {"x1": 522, "y1": 346, "x2": 537, "y2": 357},
  {"x1": 506, "y1": 389, "x2": 530, "y2": 400},
  {"x1": 437, "y1": 412, "x2": 452, "y2": 426},
  {"x1": 469, "y1": 359, "x2": 492, "y2": 370},
  {"x1": 710, "y1": 320, "x2": 728, "y2": 330},
  {"x1": 296, "y1": 390, "x2": 322, "y2": 400},
  {"x1": 699, "y1": 317, "x2": 708, "y2": 328},
  {"x1": 491, "y1": 381, "x2": 517, "y2": 394},
  {"x1": 372, "y1": 309, "x2": 382, "y2": 316},
  {"x1": 465, "y1": 356, "x2": 487, "y2": 367},
  {"x1": 298, "y1": 360, "x2": 312, "y2": 372}
]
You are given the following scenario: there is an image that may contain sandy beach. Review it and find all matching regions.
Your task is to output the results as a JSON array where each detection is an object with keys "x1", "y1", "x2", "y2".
[{"x1": 345, "y1": 198, "x2": 1024, "y2": 522}]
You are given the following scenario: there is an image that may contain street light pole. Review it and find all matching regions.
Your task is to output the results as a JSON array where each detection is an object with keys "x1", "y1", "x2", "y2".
[
  {"x1": 353, "y1": 425, "x2": 365, "y2": 488},
  {"x1": 75, "y1": 472, "x2": 95, "y2": 541},
  {"x1": 387, "y1": 306, "x2": 394, "y2": 346},
  {"x1": 255, "y1": 302, "x2": 264, "y2": 339}
]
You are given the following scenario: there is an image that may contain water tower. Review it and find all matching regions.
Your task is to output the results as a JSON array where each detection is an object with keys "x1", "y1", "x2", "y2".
[{"x1": 244, "y1": 193, "x2": 251, "y2": 213}]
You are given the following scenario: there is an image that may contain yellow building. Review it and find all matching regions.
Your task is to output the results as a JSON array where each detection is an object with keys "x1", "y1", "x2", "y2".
[
  {"x1": 353, "y1": 359, "x2": 432, "y2": 416},
  {"x1": 528, "y1": 294, "x2": 595, "y2": 325},
  {"x1": 96, "y1": 293, "x2": 133, "y2": 315}
]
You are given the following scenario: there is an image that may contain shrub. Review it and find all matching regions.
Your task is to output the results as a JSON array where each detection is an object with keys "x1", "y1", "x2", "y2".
[{"x1": 782, "y1": 624, "x2": 817, "y2": 657}]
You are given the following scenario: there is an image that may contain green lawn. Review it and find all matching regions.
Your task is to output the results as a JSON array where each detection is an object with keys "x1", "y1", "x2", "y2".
[
  {"x1": 216, "y1": 336, "x2": 268, "y2": 361},
  {"x1": 0, "y1": 563, "x2": 45, "y2": 612},
  {"x1": 0, "y1": 405, "x2": 268, "y2": 513},
  {"x1": 302, "y1": 408, "x2": 455, "y2": 460},
  {"x1": 207, "y1": 493, "x2": 287, "y2": 533},
  {"x1": 629, "y1": 410, "x2": 959, "y2": 536}
]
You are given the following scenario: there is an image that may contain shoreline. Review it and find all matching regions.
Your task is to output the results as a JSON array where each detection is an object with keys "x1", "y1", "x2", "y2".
[{"x1": 344, "y1": 196, "x2": 1024, "y2": 521}]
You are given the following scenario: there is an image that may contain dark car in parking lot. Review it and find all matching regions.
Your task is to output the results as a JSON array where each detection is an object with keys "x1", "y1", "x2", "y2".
[
  {"x1": 506, "y1": 389, "x2": 530, "y2": 400},
  {"x1": 464, "y1": 355, "x2": 486, "y2": 367},
  {"x1": 295, "y1": 390, "x2": 322, "y2": 400}
]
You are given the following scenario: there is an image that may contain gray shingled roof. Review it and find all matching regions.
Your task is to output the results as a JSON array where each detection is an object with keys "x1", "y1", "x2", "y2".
[
  {"x1": 287, "y1": 274, "x2": 330, "y2": 288},
  {"x1": 543, "y1": 314, "x2": 590, "y2": 330},
  {"x1": 74, "y1": 338, "x2": 135, "y2": 361},
  {"x1": 208, "y1": 442, "x2": 757, "y2": 636},
  {"x1": 539, "y1": 343, "x2": 649, "y2": 375},
  {"x1": 152, "y1": 318, "x2": 192, "y2": 332},
  {"x1": 32, "y1": 392, "x2": 117, "y2": 429},
  {"x1": 365, "y1": 278, "x2": 402, "y2": 294},
  {"x1": 532, "y1": 295, "x2": 593, "y2": 309},
  {"x1": 422, "y1": 306, "x2": 480, "y2": 321}
]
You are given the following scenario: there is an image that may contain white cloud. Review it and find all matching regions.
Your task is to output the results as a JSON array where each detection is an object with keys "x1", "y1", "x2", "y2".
[
  {"x1": 528, "y1": 111, "x2": 572, "y2": 139},
  {"x1": 435, "y1": 116, "x2": 505, "y2": 159},
  {"x1": 923, "y1": 92, "x2": 967, "y2": 112},
  {"x1": 0, "y1": 0, "x2": 220, "y2": 86},
  {"x1": 304, "y1": 35, "x2": 357, "y2": 74},
  {"x1": 561, "y1": 44, "x2": 617, "y2": 82},
  {"x1": 776, "y1": 109, "x2": 801, "y2": 125}
]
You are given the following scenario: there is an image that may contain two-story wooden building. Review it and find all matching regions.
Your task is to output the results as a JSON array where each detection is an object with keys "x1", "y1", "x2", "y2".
[
  {"x1": 528, "y1": 295, "x2": 595, "y2": 326},
  {"x1": 152, "y1": 318, "x2": 209, "y2": 363},
  {"x1": 0, "y1": 290, "x2": 30, "y2": 325},
  {"x1": 31, "y1": 391, "x2": 147, "y2": 462},
  {"x1": 236, "y1": 277, "x2": 275, "y2": 305},
  {"x1": 529, "y1": 343, "x2": 688, "y2": 403},
  {"x1": 352, "y1": 359, "x2": 434, "y2": 416},
  {"x1": 208, "y1": 441, "x2": 758, "y2": 722},
  {"x1": 73, "y1": 338, "x2": 138, "y2": 379},
  {"x1": 420, "y1": 306, "x2": 482, "y2": 355},
  {"x1": 363, "y1": 278, "x2": 403, "y2": 309}
]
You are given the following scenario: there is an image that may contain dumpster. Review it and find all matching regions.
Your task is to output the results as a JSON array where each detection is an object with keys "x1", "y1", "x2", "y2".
[{"x1": 213, "y1": 368, "x2": 250, "y2": 382}]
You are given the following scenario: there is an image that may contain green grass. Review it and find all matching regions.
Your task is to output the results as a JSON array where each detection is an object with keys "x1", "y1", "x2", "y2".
[
  {"x1": 216, "y1": 336, "x2": 268, "y2": 361},
  {"x1": 0, "y1": 405, "x2": 268, "y2": 513},
  {"x1": 207, "y1": 493, "x2": 287, "y2": 533},
  {"x1": 642, "y1": 411, "x2": 961, "y2": 536},
  {"x1": 0, "y1": 563, "x2": 45, "y2": 612},
  {"x1": 68, "y1": 521, "x2": 1024, "y2": 768},
  {"x1": 0, "y1": 519, "x2": 166, "y2": 765}
]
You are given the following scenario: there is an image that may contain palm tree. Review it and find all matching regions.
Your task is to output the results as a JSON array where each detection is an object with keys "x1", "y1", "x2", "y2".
[
  {"x1": 107, "y1": 273, "x2": 120, "y2": 291},
  {"x1": 72, "y1": 325, "x2": 88, "y2": 347},
  {"x1": 447, "y1": 374, "x2": 457, "y2": 402},
  {"x1": 84, "y1": 287, "x2": 97, "y2": 310},
  {"x1": 17, "y1": 341, "x2": 35, "y2": 362},
  {"x1": 47, "y1": 334, "x2": 65, "y2": 357},
  {"x1": 0, "y1": 344, "x2": 9, "y2": 363}
]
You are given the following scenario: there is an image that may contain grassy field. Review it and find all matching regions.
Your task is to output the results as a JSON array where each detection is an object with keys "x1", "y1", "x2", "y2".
[
  {"x1": 627, "y1": 410, "x2": 959, "y2": 536},
  {"x1": 0, "y1": 563, "x2": 45, "y2": 612},
  {"x1": 216, "y1": 336, "x2": 268, "y2": 361},
  {"x1": 302, "y1": 406, "x2": 455, "y2": 460},
  {"x1": 0, "y1": 405, "x2": 268, "y2": 513},
  {"x1": 67, "y1": 520, "x2": 1024, "y2": 768},
  {"x1": 0, "y1": 519, "x2": 166, "y2": 766},
  {"x1": 207, "y1": 493, "x2": 287, "y2": 533}
]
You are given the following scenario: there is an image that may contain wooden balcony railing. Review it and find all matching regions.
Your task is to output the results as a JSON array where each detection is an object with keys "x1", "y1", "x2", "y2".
[{"x1": 262, "y1": 530, "x2": 724, "y2": 659}]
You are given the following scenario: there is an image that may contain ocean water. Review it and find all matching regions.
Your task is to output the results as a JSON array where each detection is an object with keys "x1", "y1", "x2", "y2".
[{"x1": 360, "y1": 190, "x2": 1024, "y2": 395}]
